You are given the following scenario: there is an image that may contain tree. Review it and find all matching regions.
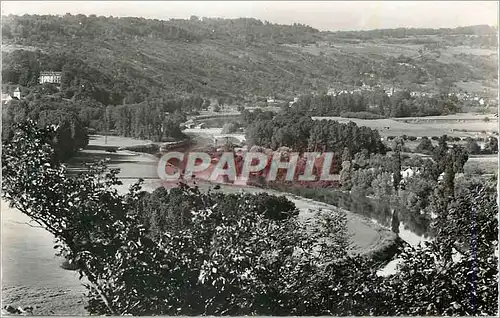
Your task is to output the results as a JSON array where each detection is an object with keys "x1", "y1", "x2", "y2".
[
  {"x1": 415, "y1": 137, "x2": 434, "y2": 154},
  {"x1": 2, "y1": 120, "x2": 498, "y2": 316},
  {"x1": 390, "y1": 209, "x2": 400, "y2": 234},
  {"x1": 388, "y1": 182, "x2": 498, "y2": 316},
  {"x1": 372, "y1": 172, "x2": 394, "y2": 198},
  {"x1": 217, "y1": 97, "x2": 225, "y2": 107},
  {"x1": 3, "y1": 120, "x2": 374, "y2": 316},
  {"x1": 202, "y1": 99, "x2": 211, "y2": 110},
  {"x1": 484, "y1": 137, "x2": 498, "y2": 154},
  {"x1": 464, "y1": 137, "x2": 481, "y2": 155},
  {"x1": 221, "y1": 122, "x2": 239, "y2": 134},
  {"x1": 392, "y1": 138, "x2": 403, "y2": 191}
]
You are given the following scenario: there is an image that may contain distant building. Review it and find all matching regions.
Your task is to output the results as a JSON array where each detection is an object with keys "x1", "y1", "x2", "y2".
[
  {"x1": 267, "y1": 96, "x2": 276, "y2": 103},
  {"x1": 1, "y1": 93, "x2": 12, "y2": 104},
  {"x1": 13, "y1": 86, "x2": 21, "y2": 99},
  {"x1": 39, "y1": 71, "x2": 62, "y2": 84}
]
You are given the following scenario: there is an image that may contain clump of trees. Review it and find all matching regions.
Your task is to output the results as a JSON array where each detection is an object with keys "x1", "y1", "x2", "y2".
[
  {"x1": 415, "y1": 136, "x2": 435, "y2": 154},
  {"x1": 1, "y1": 121, "x2": 498, "y2": 316},
  {"x1": 464, "y1": 137, "x2": 481, "y2": 154},
  {"x1": 246, "y1": 111, "x2": 386, "y2": 154},
  {"x1": 2, "y1": 99, "x2": 88, "y2": 161},
  {"x1": 221, "y1": 122, "x2": 240, "y2": 134},
  {"x1": 292, "y1": 89, "x2": 461, "y2": 118}
]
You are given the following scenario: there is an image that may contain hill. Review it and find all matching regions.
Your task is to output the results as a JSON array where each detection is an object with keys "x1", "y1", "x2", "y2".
[{"x1": 2, "y1": 14, "x2": 498, "y2": 105}]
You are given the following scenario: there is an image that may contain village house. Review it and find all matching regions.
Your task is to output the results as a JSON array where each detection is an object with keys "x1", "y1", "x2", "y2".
[
  {"x1": 266, "y1": 96, "x2": 276, "y2": 103},
  {"x1": 1, "y1": 86, "x2": 21, "y2": 104},
  {"x1": 13, "y1": 86, "x2": 21, "y2": 99},
  {"x1": 39, "y1": 71, "x2": 62, "y2": 84},
  {"x1": 1, "y1": 93, "x2": 12, "y2": 105}
]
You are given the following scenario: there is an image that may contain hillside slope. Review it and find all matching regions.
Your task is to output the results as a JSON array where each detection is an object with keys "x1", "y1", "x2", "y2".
[{"x1": 2, "y1": 14, "x2": 497, "y2": 104}]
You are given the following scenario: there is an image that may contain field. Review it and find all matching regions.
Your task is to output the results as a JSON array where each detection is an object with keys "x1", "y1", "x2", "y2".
[
  {"x1": 313, "y1": 113, "x2": 498, "y2": 138},
  {"x1": 464, "y1": 155, "x2": 499, "y2": 176},
  {"x1": 286, "y1": 40, "x2": 498, "y2": 97}
]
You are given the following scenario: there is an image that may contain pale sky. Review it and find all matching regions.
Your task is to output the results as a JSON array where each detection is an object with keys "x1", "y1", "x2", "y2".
[{"x1": 1, "y1": 1, "x2": 498, "y2": 31}]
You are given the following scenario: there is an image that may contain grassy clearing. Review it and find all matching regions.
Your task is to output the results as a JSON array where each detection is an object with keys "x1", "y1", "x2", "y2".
[
  {"x1": 455, "y1": 80, "x2": 498, "y2": 96},
  {"x1": 464, "y1": 156, "x2": 499, "y2": 175}
]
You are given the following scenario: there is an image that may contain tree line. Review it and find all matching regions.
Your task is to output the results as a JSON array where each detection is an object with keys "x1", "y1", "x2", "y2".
[
  {"x1": 2, "y1": 14, "x2": 320, "y2": 46},
  {"x1": 292, "y1": 89, "x2": 460, "y2": 117}
]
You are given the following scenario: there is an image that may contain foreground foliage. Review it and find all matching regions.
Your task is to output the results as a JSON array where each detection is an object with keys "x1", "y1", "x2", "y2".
[{"x1": 2, "y1": 121, "x2": 497, "y2": 316}]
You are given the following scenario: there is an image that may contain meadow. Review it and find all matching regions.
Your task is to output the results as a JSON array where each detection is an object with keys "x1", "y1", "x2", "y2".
[{"x1": 312, "y1": 113, "x2": 498, "y2": 138}]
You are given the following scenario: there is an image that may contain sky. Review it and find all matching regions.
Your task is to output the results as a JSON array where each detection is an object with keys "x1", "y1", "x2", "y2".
[{"x1": 1, "y1": 1, "x2": 498, "y2": 31}]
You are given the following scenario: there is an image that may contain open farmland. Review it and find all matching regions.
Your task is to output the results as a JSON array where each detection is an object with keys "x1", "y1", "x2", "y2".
[{"x1": 312, "y1": 113, "x2": 498, "y2": 138}]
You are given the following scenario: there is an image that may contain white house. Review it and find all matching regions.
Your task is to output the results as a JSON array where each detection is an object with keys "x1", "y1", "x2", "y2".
[
  {"x1": 1, "y1": 93, "x2": 12, "y2": 104},
  {"x1": 13, "y1": 86, "x2": 21, "y2": 99},
  {"x1": 39, "y1": 71, "x2": 62, "y2": 84}
]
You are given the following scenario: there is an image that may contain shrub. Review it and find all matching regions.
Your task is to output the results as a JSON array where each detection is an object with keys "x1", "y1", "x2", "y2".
[
  {"x1": 464, "y1": 138, "x2": 481, "y2": 154},
  {"x1": 221, "y1": 122, "x2": 240, "y2": 134},
  {"x1": 340, "y1": 111, "x2": 386, "y2": 119},
  {"x1": 415, "y1": 137, "x2": 434, "y2": 154}
]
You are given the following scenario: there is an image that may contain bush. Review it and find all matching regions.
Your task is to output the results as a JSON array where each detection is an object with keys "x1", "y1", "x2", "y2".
[
  {"x1": 407, "y1": 136, "x2": 417, "y2": 141},
  {"x1": 340, "y1": 111, "x2": 386, "y2": 119},
  {"x1": 221, "y1": 122, "x2": 240, "y2": 134},
  {"x1": 415, "y1": 137, "x2": 434, "y2": 154},
  {"x1": 464, "y1": 138, "x2": 481, "y2": 154}
]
